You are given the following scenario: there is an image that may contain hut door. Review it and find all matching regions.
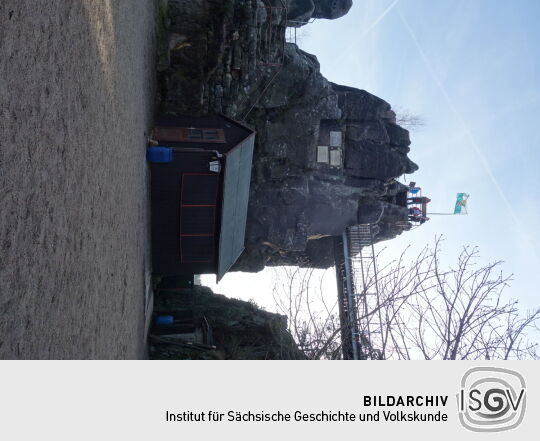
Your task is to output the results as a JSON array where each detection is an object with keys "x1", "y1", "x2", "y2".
[{"x1": 179, "y1": 173, "x2": 219, "y2": 263}]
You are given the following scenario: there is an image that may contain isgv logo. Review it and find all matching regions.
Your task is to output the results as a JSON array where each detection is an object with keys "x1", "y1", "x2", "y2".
[{"x1": 457, "y1": 367, "x2": 526, "y2": 432}]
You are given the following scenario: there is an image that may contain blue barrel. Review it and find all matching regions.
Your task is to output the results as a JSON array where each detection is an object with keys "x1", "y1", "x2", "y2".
[
  {"x1": 155, "y1": 315, "x2": 174, "y2": 326},
  {"x1": 146, "y1": 146, "x2": 173, "y2": 163}
]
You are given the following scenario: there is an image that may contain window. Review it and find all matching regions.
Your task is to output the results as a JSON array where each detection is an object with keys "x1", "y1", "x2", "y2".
[
  {"x1": 201, "y1": 129, "x2": 221, "y2": 141},
  {"x1": 154, "y1": 127, "x2": 226, "y2": 143},
  {"x1": 188, "y1": 128, "x2": 225, "y2": 142},
  {"x1": 186, "y1": 128, "x2": 203, "y2": 140}
]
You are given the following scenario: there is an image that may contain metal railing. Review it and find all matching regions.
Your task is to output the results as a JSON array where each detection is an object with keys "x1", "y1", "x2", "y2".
[{"x1": 336, "y1": 223, "x2": 385, "y2": 360}]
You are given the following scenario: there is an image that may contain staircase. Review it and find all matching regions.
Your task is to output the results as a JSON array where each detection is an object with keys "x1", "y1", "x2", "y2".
[
  {"x1": 255, "y1": 1, "x2": 287, "y2": 66},
  {"x1": 335, "y1": 224, "x2": 385, "y2": 360}
]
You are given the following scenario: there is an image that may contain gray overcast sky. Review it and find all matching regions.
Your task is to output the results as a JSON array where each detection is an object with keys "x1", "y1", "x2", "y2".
[{"x1": 204, "y1": 0, "x2": 540, "y2": 314}]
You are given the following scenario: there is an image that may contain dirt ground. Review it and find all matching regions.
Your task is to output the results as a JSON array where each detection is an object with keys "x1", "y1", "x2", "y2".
[{"x1": 0, "y1": 1, "x2": 156, "y2": 359}]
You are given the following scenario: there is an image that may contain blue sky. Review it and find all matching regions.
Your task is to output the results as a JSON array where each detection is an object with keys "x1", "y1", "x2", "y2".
[{"x1": 204, "y1": 0, "x2": 540, "y2": 313}]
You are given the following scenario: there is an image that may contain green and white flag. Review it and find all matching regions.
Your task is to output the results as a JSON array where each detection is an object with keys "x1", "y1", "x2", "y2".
[{"x1": 454, "y1": 193, "x2": 470, "y2": 214}]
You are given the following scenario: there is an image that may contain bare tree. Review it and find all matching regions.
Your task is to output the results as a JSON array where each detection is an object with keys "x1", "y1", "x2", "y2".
[
  {"x1": 381, "y1": 238, "x2": 540, "y2": 360},
  {"x1": 394, "y1": 106, "x2": 425, "y2": 130},
  {"x1": 271, "y1": 267, "x2": 342, "y2": 359},
  {"x1": 272, "y1": 237, "x2": 540, "y2": 360}
]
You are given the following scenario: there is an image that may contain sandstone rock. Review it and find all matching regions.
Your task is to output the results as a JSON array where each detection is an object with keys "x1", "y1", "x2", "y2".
[
  {"x1": 150, "y1": 285, "x2": 304, "y2": 359},
  {"x1": 287, "y1": 0, "x2": 353, "y2": 24},
  {"x1": 313, "y1": 0, "x2": 353, "y2": 19},
  {"x1": 159, "y1": 0, "x2": 418, "y2": 272}
]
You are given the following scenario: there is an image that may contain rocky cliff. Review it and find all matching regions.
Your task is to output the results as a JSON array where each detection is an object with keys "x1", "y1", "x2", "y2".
[
  {"x1": 287, "y1": 0, "x2": 353, "y2": 24},
  {"x1": 157, "y1": 0, "x2": 418, "y2": 272},
  {"x1": 150, "y1": 284, "x2": 304, "y2": 359}
]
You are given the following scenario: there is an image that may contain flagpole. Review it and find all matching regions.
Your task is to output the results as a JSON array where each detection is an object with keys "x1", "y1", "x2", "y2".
[{"x1": 427, "y1": 213, "x2": 466, "y2": 215}]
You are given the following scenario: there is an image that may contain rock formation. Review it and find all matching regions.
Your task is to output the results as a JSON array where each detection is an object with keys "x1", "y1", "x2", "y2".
[
  {"x1": 158, "y1": 0, "x2": 418, "y2": 272},
  {"x1": 150, "y1": 284, "x2": 304, "y2": 359},
  {"x1": 287, "y1": 0, "x2": 353, "y2": 24}
]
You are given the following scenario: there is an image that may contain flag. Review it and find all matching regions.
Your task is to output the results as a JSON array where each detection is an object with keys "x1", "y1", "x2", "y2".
[{"x1": 454, "y1": 193, "x2": 470, "y2": 214}]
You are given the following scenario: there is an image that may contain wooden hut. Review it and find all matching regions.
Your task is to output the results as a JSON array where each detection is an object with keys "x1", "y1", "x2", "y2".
[{"x1": 149, "y1": 114, "x2": 255, "y2": 281}]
